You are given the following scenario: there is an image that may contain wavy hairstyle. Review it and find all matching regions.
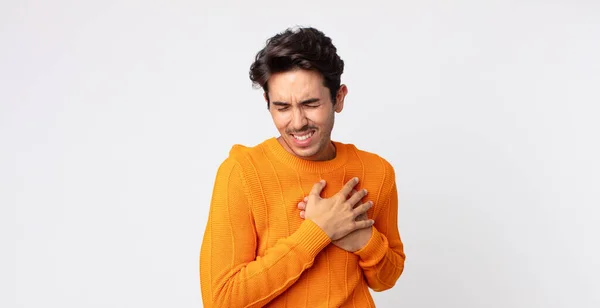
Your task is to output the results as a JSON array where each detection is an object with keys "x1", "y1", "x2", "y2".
[{"x1": 249, "y1": 27, "x2": 345, "y2": 108}]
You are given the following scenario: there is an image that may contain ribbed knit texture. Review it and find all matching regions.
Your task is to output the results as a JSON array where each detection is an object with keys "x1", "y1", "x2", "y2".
[{"x1": 200, "y1": 137, "x2": 405, "y2": 307}]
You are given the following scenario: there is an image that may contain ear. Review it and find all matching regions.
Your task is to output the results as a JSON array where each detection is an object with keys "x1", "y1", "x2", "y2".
[{"x1": 334, "y1": 85, "x2": 348, "y2": 113}]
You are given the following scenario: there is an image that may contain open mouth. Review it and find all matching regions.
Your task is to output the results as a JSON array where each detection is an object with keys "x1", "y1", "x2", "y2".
[
  {"x1": 292, "y1": 131, "x2": 314, "y2": 141},
  {"x1": 290, "y1": 130, "x2": 315, "y2": 146}
]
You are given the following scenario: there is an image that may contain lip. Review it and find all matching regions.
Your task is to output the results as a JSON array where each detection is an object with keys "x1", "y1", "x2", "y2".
[{"x1": 290, "y1": 131, "x2": 315, "y2": 147}]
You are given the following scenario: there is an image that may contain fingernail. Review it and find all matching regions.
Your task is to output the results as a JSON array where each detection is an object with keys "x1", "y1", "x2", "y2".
[
  {"x1": 364, "y1": 189, "x2": 368, "y2": 194},
  {"x1": 354, "y1": 177, "x2": 359, "y2": 183}
]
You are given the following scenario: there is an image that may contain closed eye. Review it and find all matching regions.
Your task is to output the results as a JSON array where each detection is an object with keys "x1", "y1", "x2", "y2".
[
  {"x1": 272, "y1": 98, "x2": 320, "y2": 111},
  {"x1": 272, "y1": 102, "x2": 290, "y2": 111}
]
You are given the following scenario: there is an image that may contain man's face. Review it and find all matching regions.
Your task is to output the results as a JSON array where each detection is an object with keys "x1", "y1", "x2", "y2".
[{"x1": 266, "y1": 69, "x2": 347, "y2": 161}]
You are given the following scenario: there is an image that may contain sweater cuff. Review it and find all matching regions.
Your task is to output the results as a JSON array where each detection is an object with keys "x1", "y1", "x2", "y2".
[
  {"x1": 290, "y1": 220, "x2": 331, "y2": 260},
  {"x1": 353, "y1": 226, "x2": 388, "y2": 268}
]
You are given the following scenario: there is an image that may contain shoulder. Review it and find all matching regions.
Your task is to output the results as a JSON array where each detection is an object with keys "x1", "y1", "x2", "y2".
[
  {"x1": 216, "y1": 139, "x2": 271, "y2": 174},
  {"x1": 343, "y1": 142, "x2": 396, "y2": 180},
  {"x1": 348, "y1": 145, "x2": 398, "y2": 208}
]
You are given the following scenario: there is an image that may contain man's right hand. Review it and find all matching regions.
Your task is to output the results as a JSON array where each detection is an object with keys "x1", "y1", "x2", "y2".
[{"x1": 303, "y1": 177, "x2": 374, "y2": 241}]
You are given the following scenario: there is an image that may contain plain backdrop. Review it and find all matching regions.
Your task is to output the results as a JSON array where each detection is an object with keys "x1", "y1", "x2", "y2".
[{"x1": 2, "y1": 0, "x2": 599, "y2": 307}]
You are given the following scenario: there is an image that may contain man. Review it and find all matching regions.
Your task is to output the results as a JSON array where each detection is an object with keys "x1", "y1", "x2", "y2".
[{"x1": 200, "y1": 26, "x2": 405, "y2": 307}]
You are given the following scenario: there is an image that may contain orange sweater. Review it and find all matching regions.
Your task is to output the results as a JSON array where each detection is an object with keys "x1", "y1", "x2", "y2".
[{"x1": 200, "y1": 137, "x2": 405, "y2": 307}]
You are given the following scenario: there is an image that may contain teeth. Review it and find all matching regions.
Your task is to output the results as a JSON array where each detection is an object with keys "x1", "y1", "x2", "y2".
[{"x1": 293, "y1": 131, "x2": 313, "y2": 141}]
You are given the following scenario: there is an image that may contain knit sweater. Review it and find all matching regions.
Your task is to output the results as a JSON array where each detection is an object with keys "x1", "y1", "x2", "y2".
[{"x1": 200, "y1": 137, "x2": 405, "y2": 307}]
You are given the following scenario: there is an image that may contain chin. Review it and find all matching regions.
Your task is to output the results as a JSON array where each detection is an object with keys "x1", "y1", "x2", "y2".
[
  {"x1": 293, "y1": 146, "x2": 320, "y2": 158},
  {"x1": 285, "y1": 134, "x2": 322, "y2": 158}
]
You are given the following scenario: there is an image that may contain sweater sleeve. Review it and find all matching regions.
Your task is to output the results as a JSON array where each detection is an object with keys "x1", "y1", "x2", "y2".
[
  {"x1": 353, "y1": 163, "x2": 406, "y2": 292},
  {"x1": 200, "y1": 157, "x2": 331, "y2": 308}
]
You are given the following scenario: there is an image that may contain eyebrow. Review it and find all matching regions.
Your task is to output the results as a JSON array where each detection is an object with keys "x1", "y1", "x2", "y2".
[{"x1": 271, "y1": 98, "x2": 321, "y2": 106}]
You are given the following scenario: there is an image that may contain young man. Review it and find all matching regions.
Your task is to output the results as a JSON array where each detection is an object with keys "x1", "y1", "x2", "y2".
[{"x1": 200, "y1": 26, "x2": 405, "y2": 307}]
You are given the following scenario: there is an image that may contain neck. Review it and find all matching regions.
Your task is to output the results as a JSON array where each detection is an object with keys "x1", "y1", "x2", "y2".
[
  {"x1": 265, "y1": 137, "x2": 349, "y2": 173},
  {"x1": 277, "y1": 136, "x2": 336, "y2": 161}
]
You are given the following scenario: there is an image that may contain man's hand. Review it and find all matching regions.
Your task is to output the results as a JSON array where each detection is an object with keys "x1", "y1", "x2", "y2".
[
  {"x1": 302, "y1": 178, "x2": 374, "y2": 241},
  {"x1": 299, "y1": 188, "x2": 373, "y2": 252},
  {"x1": 331, "y1": 188, "x2": 373, "y2": 252},
  {"x1": 299, "y1": 179, "x2": 374, "y2": 249}
]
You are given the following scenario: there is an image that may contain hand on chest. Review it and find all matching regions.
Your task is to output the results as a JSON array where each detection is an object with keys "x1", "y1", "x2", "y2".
[{"x1": 251, "y1": 172, "x2": 383, "y2": 249}]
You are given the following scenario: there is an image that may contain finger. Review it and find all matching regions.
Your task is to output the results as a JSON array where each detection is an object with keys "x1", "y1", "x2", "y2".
[
  {"x1": 304, "y1": 196, "x2": 308, "y2": 202},
  {"x1": 300, "y1": 211, "x2": 305, "y2": 219},
  {"x1": 297, "y1": 201, "x2": 306, "y2": 210},
  {"x1": 349, "y1": 189, "x2": 364, "y2": 208},
  {"x1": 352, "y1": 201, "x2": 373, "y2": 217},
  {"x1": 309, "y1": 179, "x2": 326, "y2": 197},
  {"x1": 347, "y1": 188, "x2": 368, "y2": 206},
  {"x1": 339, "y1": 177, "x2": 359, "y2": 197},
  {"x1": 354, "y1": 219, "x2": 375, "y2": 229},
  {"x1": 355, "y1": 212, "x2": 368, "y2": 221},
  {"x1": 347, "y1": 189, "x2": 357, "y2": 198}
]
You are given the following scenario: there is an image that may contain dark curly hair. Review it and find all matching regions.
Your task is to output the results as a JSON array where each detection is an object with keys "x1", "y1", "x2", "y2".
[{"x1": 249, "y1": 26, "x2": 345, "y2": 108}]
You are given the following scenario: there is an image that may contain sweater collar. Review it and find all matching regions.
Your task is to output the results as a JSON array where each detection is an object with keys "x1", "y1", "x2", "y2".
[{"x1": 263, "y1": 137, "x2": 349, "y2": 174}]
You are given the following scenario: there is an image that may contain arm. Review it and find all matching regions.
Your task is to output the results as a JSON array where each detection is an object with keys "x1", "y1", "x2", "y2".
[
  {"x1": 199, "y1": 158, "x2": 331, "y2": 308},
  {"x1": 353, "y1": 167, "x2": 406, "y2": 292}
]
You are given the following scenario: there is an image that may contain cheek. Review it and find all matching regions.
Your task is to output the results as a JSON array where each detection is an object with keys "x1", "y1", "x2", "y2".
[
  {"x1": 308, "y1": 109, "x2": 332, "y2": 127},
  {"x1": 270, "y1": 112, "x2": 290, "y2": 130}
]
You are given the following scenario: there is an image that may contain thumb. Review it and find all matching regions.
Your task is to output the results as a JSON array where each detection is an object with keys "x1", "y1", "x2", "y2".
[{"x1": 309, "y1": 179, "x2": 326, "y2": 197}]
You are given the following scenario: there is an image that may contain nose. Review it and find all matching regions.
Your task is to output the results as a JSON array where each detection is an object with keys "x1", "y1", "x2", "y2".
[{"x1": 291, "y1": 106, "x2": 308, "y2": 131}]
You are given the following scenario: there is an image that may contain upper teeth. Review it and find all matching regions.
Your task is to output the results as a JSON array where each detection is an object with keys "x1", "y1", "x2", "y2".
[{"x1": 294, "y1": 132, "x2": 313, "y2": 141}]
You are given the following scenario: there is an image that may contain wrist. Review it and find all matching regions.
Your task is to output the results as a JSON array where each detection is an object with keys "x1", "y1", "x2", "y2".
[
  {"x1": 354, "y1": 227, "x2": 388, "y2": 266},
  {"x1": 350, "y1": 227, "x2": 373, "y2": 252},
  {"x1": 308, "y1": 218, "x2": 334, "y2": 239}
]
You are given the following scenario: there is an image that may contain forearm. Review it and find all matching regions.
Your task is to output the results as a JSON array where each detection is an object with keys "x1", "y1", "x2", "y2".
[
  {"x1": 354, "y1": 176, "x2": 405, "y2": 291},
  {"x1": 354, "y1": 226, "x2": 405, "y2": 291},
  {"x1": 200, "y1": 219, "x2": 331, "y2": 307}
]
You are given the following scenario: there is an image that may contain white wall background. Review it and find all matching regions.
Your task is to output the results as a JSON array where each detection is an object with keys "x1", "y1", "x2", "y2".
[{"x1": 2, "y1": 0, "x2": 599, "y2": 307}]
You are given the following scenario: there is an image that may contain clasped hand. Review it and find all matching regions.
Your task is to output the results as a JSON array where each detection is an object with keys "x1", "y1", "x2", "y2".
[{"x1": 298, "y1": 178, "x2": 374, "y2": 252}]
